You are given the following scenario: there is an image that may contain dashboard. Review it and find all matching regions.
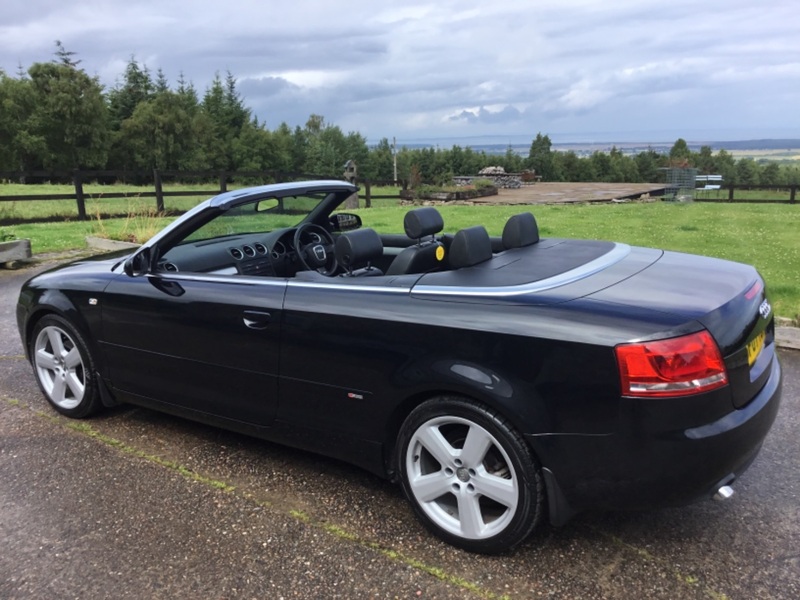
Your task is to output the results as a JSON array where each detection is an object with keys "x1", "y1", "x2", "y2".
[{"x1": 158, "y1": 227, "x2": 324, "y2": 277}]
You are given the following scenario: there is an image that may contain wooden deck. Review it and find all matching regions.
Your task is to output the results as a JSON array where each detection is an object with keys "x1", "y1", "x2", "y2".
[{"x1": 474, "y1": 183, "x2": 666, "y2": 205}]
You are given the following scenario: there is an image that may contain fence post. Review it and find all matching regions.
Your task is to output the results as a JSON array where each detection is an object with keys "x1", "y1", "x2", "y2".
[
  {"x1": 153, "y1": 169, "x2": 165, "y2": 212},
  {"x1": 219, "y1": 171, "x2": 227, "y2": 193},
  {"x1": 364, "y1": 180, "x2": 372, "y2": 208},
  {"x1": 728, "y1": 185, "x2": 735, "y2": 201},
  {"x1": 73, "y1": 170, "x2": 87, "y2": 221},
  {"x1": 790, "y1": 185, "x2": 796, "y2": 204}
]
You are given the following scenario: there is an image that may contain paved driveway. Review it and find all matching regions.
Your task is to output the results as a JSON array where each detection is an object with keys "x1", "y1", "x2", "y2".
[{"x1": 1, "y1": 258, "x2": 798, "y2": 599}]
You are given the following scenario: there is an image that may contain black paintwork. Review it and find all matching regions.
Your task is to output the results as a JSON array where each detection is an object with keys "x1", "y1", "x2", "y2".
[{"x1": 17, "y1": 181, "x2": 782, "y2": 526}]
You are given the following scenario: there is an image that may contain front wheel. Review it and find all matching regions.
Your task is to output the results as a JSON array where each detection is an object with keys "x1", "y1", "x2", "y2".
[
  {"x1": 397, "y1": 396, "x2": 543, "y2": 554},
  {"x1": 30, "y1": 315, "x2": 101, "y2": 418}
]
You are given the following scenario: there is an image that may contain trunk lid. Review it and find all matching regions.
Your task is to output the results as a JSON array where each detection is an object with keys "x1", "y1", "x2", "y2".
[{"x1": 587, "y1": 250, "x2": 775, "y2": 408}]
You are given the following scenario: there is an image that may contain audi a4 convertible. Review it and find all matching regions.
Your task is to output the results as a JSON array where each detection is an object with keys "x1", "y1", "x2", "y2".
[{"x1": 17, "y1": 180, "x2": 782, "y2": 553}]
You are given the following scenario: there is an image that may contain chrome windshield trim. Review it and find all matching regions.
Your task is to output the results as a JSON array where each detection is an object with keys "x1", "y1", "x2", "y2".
[{"x1": 414, "y1": 243, "x2": 632, "y2": 297}]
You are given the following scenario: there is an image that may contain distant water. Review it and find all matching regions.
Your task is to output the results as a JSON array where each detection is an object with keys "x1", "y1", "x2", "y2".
[
  {"x1": 392, "y1": 134, "x2": 800, "y2": 155},
  {"x1": 397, "y1": 128, "x2": 800, "y2": 155}
]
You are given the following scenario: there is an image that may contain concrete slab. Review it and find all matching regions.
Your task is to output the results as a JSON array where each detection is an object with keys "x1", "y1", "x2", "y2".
[
  {"x1": 85, "y1": 236, "x2": 140, "y2": 251},
  {"x1": 776, "y1": 326, "x2": 800, "y2": 351},
  {"x1": 0, "y1": 239, "x2": 32, "y2": 268}
]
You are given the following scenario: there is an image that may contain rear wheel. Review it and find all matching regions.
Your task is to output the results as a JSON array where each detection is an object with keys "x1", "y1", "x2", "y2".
[
  {"x1": 30, "y1": 315, "x2": 101, "y2": 418},
  {"x1": 397, "y1": 396, "x2": 543, "y2": 554}
]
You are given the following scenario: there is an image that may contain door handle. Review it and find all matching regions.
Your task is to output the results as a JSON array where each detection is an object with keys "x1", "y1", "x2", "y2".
[{"x1": 242, "y1": 310, "x2": 271, "y2": 330}]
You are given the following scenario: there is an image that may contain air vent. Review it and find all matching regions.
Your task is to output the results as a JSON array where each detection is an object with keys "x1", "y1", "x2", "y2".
[
  {"x1": 254, "y1": 243, "x2": 267, "y2": 254},
  {"x1": 229, "y1": 248, "x2": 244, "y2": 260},
  {"x1": 242, "y1": 245, "x2": 256, "y2": 257},
  {"x1": 239, "y1": 258, "x2": 275, "y2": 276},
  {"x1": 163, "y1": 262, "x2": 179, "y2": 272},
  {"x1": 272, "y1": 241, "x2": 286, "y2": 259}
]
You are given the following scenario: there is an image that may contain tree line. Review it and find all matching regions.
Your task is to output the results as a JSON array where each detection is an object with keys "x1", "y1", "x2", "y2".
[{"x1": 1, "y1": 43, "x2": 798, "y2": 187}]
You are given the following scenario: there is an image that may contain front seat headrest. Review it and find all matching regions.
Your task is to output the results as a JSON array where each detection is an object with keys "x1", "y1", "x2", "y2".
[
  {"x1": 335, "y1": 228, "x2": 383, "y2": 270},
  {"x1": 404, "y1": 207, "x2": 444, "y2": 240}
]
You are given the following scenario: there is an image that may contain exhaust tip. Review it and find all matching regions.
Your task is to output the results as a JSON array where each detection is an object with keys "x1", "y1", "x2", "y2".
[{"x1": 713, "y1": 485, "x2": 735, "y2": 501}]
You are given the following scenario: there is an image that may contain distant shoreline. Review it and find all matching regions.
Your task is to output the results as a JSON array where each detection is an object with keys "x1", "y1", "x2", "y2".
[
  {"x1": 393, "y1": 138, "x2": 800, "y2": 156},
  {"x1": 552, "y1": 139, "x2": 800, "y2": 151}
]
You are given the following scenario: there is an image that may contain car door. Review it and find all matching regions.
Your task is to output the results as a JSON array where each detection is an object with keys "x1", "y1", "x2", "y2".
[
  {"x1": 278, "y1": 278, "x2": 416, "y2": 437},
  {"x1": 100, "y1": 272, "x2": 285, "y2": 426}
]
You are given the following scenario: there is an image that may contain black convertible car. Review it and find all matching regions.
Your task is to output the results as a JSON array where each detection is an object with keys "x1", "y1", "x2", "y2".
[{"x1": 17, "y1": 180, "x2": 781, "y2": 553}]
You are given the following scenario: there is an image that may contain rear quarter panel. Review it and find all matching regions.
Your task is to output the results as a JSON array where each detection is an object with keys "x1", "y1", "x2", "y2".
[{"x1": 279, "y1": 282, "x2": 692, "y2": 473}]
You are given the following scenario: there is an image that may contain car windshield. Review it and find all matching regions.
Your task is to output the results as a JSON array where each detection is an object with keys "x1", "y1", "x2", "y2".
[{"x1": 181, "y1": 193, "x2": 330, "y2": 244}]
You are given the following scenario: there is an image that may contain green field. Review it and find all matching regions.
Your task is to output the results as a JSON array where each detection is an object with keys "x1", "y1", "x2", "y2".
[
  {"x1": 3, "y1": 185, "x2": 799, "y2": 319},
  {"x1": 694, "y1": 188, "x2": 795, "y2": 201},
  {"x1": 0, "y1": 182, "x2": 228, "y2": 222},
  {"x1": 0, "y1": 182, "x2": 407, "y2": 223},
  {"x1": 352, "y1": 201, "x2": 800, "y2": 318}
]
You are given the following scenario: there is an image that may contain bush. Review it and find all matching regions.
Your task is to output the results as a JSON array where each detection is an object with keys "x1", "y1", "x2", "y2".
[
  {"x1": 473, "y1": 178, "x2": 496, "y2": 190},
  {"x1": 416, "y1": 184, "x2": 460, "y2": 195}
]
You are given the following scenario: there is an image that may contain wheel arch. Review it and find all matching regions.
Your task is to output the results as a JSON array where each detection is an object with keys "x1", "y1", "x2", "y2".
[
  {"x1": 390, "y1": 391, "x2": 547, "y2": 552},
  {"x1": 382, "y1": 382, "x2": 543, "y2": 481},
  {"x1": 23, "y1": 291, "x2": 102, "y2": 370}
]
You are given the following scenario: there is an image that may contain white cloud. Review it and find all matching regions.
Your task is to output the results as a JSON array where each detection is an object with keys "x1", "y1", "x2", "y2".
[{"x1": 252, "y1": 70, "x2": 348, "y2": 89}]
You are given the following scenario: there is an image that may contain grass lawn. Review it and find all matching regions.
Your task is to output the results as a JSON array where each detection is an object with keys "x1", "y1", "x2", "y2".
[
  {"x1": 694, "y1": 188, "x2": 795, "y2": 201},
  {"x1": 3, "y1": 185, "x2": 799, "y2": 318},
  {"x1": 353, "y1": 201, "x2": 800, "y2": 318}
]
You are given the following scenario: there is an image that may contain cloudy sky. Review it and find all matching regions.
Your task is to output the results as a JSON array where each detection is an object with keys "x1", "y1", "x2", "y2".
[{"x1": 2, "y1": 0, "x2": 798, "y2": 145}]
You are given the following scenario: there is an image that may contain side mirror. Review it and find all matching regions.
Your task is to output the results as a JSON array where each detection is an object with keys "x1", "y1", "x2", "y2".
[
  {"x1": 330, "y1": 212, "x2": 362, "y2": 232},
  {"x1": 123, "y1": 247, "x2": 152, "y2": 277}
]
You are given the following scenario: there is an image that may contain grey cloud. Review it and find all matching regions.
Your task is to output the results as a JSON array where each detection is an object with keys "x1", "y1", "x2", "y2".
[
  {"x1": 450, "y1": 106, "x2": 523, "y2": 125},
  {"x1": 238, "y1": 76, "x2": 299, "y2": 97},
  {"x1": 1, "y1": 0, "x2": 797, "y2": 141},
  {"x1": 449, "y1": 110, "x2": 479, "y2": 123}
]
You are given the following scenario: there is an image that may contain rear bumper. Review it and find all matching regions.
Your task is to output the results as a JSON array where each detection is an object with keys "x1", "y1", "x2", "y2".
[{"x1": 529, "y1": 355, "x2": 782, "y2": 526}]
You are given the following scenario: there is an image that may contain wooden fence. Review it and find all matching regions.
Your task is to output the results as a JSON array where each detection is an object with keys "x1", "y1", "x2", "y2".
[
  {"x1": 693, "y1": 184, "x2": 798, "y2": 203},
  {"x1": 2, "y1": 170, "x2": 797, "y2": 224},
  {"x1": 0, "y1": 170, "x2": 405, "y2": 222}
]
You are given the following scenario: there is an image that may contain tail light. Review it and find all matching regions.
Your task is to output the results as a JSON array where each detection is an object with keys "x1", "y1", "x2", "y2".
[{"x1": 615, "y1": 330, "x2": 728, "y2": 397}]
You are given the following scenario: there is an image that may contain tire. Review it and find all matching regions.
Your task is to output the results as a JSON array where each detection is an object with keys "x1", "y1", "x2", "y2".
[
  {"x1": 397, "y1": 396, "x2": 543, "y2": 554},
  {"x1": 30, "y1": 315, "x2": 102, "y2": 419}
]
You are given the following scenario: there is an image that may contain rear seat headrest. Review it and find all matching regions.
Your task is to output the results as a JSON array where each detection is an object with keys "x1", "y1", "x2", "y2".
[
  {"x1": 502, "y1": 212, "x2": 539, "y2": 249},
  {"x1": 449, "y1": 226, "x2": 492, "y2": 269}
]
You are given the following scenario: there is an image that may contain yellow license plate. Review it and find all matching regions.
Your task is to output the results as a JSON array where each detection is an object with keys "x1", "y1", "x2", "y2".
[{"x1": 746, "y1": 331, "x2": 766, "y2": 366}]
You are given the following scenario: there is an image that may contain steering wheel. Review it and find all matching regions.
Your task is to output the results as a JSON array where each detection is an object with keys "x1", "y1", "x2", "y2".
[{"x1": 293, "y1": 223, "x2": 338, "y2": 276}]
